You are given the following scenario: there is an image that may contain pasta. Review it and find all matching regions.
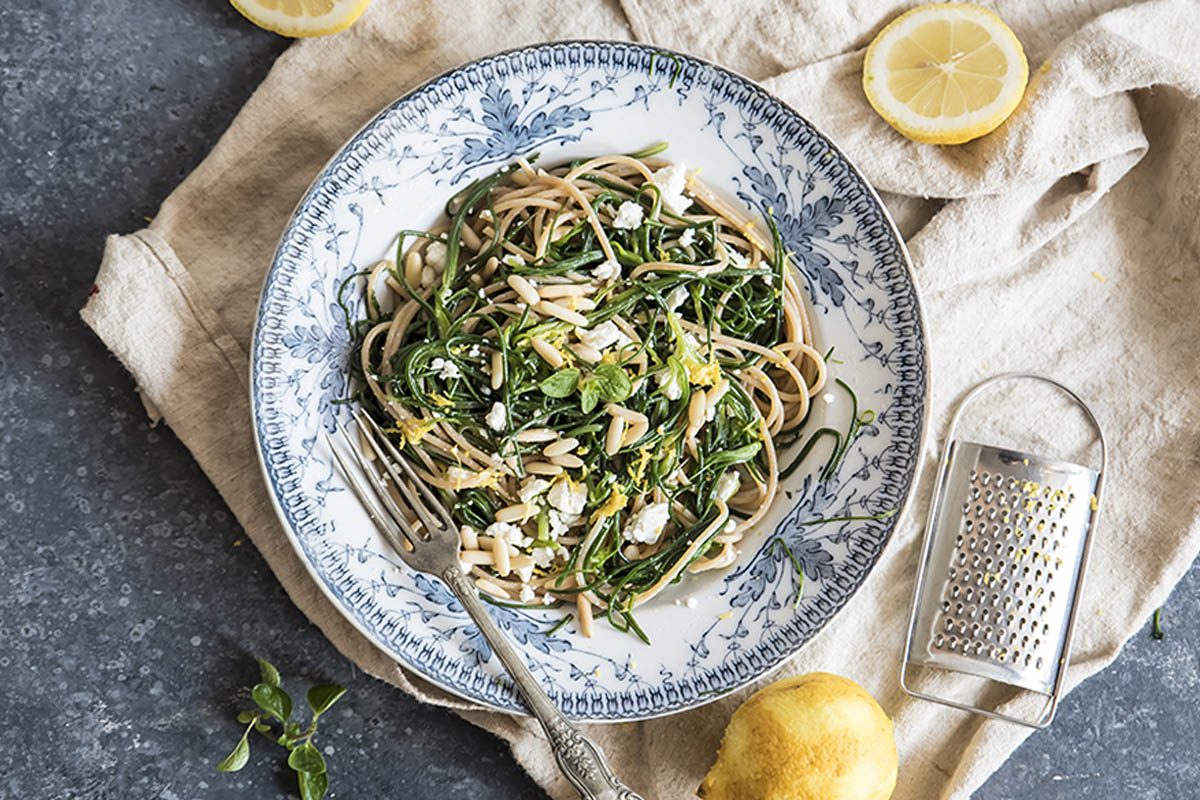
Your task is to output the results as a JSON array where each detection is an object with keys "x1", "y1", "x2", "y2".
[{"x1": 344, "y1": 145, "x2": 827, "y2": 639}]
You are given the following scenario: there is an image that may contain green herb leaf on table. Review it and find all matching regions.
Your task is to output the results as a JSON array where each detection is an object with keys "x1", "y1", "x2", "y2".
[
  {"x1": 288, "y1": 741, "x2": 327, "y2": 774},
  {"x1": 236, "y1": 710, "x2": 257, "y2": 724},
  {"x1": 298, "y1": 769, "x2": 329, "y2": 800},
  {"x1": 252, "y1": 683, "x2": 293, "y2": 723},
  {"x1": 307, "y1": 684, "x2": 347, "y2": 716},
  {"x1": 217, "y1": 729, "x2": 251, "y2": 773},
  {"x1": 258, "y1": 658, "x2": 282, "y2": 687},
  {"x1": 540, "y1": 367, "x2": 580, "y2": 398}
]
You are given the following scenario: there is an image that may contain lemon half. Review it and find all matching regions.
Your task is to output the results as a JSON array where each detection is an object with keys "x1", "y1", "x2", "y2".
[
  {"x1": 230, "y1": 0, "x2": 371, "y2": 38},
  {"x1": 863, "y1": 3, "x2": 1028, "y2": 144}
]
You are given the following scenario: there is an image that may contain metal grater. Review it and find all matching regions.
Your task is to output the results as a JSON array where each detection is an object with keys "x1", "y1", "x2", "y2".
[{"x1": 901, "y1": 374, "x2": 1107, "y2": 728}]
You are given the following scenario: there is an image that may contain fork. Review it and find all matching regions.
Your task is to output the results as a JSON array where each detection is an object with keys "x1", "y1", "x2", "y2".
[{"x1": 327, "y1": 409, "x2": 645, "y2": 800}]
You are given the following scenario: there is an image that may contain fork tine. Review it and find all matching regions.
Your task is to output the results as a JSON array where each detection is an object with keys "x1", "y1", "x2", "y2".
[
  {"x1": 347, "y1": 417, "x2": 450, "y2": 539},
  {"x1": 325, "y1": 433, "x2": 415, "y2": 555},
  {"x1": 353, "y1": 409, "x2": 458, "y2": 532},
  {"x1": 336, "y1": 422, "x2": 431, "y2": 540}
]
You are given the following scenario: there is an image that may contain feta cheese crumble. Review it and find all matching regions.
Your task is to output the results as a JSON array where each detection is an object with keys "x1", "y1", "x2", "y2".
[
  {"x1": 677, "y1": 227, "x2": 696, "y2": 247},
  {"x1": 623, "y1": 501, "x2": 670, "y2": 544},
  {"x1": 650, "y1": 163, "x2": 692, "y2": 215},
  {"x1": 656, "y1": 368, "x2": 683, "y2": 401},
  {"x1": 486, "y1": 401, "x2": 507, "y2": 432},
  {"x1": 612, "y1": 201, "x2": 645, "y2": 230},
  {"x1": 576, "y1": 320, "x2": 630, "y2": 352},
  {"x1": 502, "y1": 253, "x2": 526, "y2": 268},
  {"x1": 592, "y1": 257, "x2": 621, "y2": 281},
  {"x1": 716, "y1": 471, "x2": 741, "y2": 502},
  {"x1": 424, "y1": 241, "x2": 447, "y2": 270},
  {"x1": 518, "y1": 477, "x2": 551, "y2": 504},
  {"x1": 547, "y1": 479, "x2": 587, "y2": 516},
  {"x1": 429, "y1": 357, "x2": 461, "y2": 380},
  {"x1": 485, "y1": 521, "x2": 523, "y2": 543}
]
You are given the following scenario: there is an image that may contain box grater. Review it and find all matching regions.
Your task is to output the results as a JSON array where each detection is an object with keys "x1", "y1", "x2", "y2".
[{"x1": 900, "y1": 373, "x2": 1107, "y2": 728}]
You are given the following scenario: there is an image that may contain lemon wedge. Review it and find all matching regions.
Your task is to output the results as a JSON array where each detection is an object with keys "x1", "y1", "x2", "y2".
[
  {"x1": 863, "y1": 3, "x2": 1028, "y2": 144},
  {"x1": 229, "y1": 0, "x2": 371, "y2": 38}
]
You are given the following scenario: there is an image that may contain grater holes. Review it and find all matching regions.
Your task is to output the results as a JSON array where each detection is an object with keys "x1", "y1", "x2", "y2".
[
  {"x1": 1036, "y1": 656, "x2": 1044, "y2": 670},
  {"x1": 941, "y1": 600, "x2": 951, "y2": 612},
  {"x1": 975, "y1": 504, "x2": 984, "y2": 518},
  {"x1": 935, "y1": 633, "x2": 945, "y2": 647},
  {"x1": 947, "y1": 567, "x2": 957, "y2": 580},
  {"x1": 970, "y1": 486, "x2": 981, "y2": 500},
  {"x1": 969, "y1": 470, "x2": 978, "y2": 483},
  {"x1": 951, "y1": 585, "x2": 961, "y2": 598},
  {"x1": 980, "y1": 471, "x2": 991, "y2": 485},
  {"x1": 968, "y1": 536, "x2": 977, "y2": 550}
]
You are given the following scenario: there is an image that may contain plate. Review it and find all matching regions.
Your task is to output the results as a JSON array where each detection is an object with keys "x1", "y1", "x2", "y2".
[{"x1": 250, "y1": 40, "x2": 928, "y2": 721}]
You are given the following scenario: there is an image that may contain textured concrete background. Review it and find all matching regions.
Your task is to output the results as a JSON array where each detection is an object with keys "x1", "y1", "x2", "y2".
[{"x1": 1, "y1": 2, "x2": 1196, "y2": 798}]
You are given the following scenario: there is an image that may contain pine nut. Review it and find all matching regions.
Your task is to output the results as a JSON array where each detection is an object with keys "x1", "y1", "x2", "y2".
[
  {"x1": 623, "y1": 419, "x2": 649, "y2": 447},
  {"x1": 490, "y1": 350, "x2": 504, "y2": 390},
  {"x1": 524, "y1": 461, "x2": 564, "y2": 476},
  {"x1": 459, "y1": 224, "x2": 482, "y2": 251},
  {"x1": 482, "y1": 256, "x2": 499, "y2": 281},
  {"x1": 605, "y1": 403, "x2": 647, "y2": 424},
  {"x1": 605, "y1": 416, "x2": 627, "y2": 456},
  {"x1": 572, "y1": 343, "x2": 603, "y2": 363},
  {"x1": 476, "y1": 578, "x2": 511, "y2": 599},
  {"x1": 538, "y1": 284, "x2": 593, "y2": 299},
  {"x1": 577, "y1": 594, "x2": 594, "y2": 638},
  {"x1": 460, "y1": 550, "x2": 492, "y2": 565},
  {"x1": 687, "y1": 390, "x2": 707, "y2": 435},
  {"x1": 534, "y1": 300, "x2": 589, "y2": 327},
  {"x1": 404, "y1": 248, "x2": 423, "y2": 288},
  {"x1": 492, "y1": 535, "x2": 511, "y2": 577},
  {"x1": 506, "y1": 274, "x2": 541, "y2": 305},
  {"x1": 516, "y1": 428, "x2": 559, "y2": 442},
  {"x1": 530, "y1": 337, "x2": 564, "y2": 367},
  {"x1": 460, "y1": 526, "x2": 479, "y2": 550},
  {"x1": 496, "y1": 503, "x2": 537, "y2": 523},
  {"x1": 543, "y1": 438, "x2": 579, "y2": 458},
  {"x1": 550, "y1": 453, "x2": 585, "y2": 469}
]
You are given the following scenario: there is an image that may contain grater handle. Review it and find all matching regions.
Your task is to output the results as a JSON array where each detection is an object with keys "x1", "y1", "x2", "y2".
[
  {"x1": 900, "y1": 373, "x2": 1107, "y2": 729},
  {"x1": 944, "y1": 373, "x2": 1108, "y2": 477}
]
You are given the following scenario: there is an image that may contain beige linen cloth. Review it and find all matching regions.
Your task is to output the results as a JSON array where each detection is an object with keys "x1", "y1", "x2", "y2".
[{"x1": 82, "y1": 0, "x2": 1200, "y2": 797}]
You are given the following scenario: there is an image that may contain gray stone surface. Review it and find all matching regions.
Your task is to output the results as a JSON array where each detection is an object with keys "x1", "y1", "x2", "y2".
[{"x1": 0, "y1": 2, "x2": 1195, "y2": 798}]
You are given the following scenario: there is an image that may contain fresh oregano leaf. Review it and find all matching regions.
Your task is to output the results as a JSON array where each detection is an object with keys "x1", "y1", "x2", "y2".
[
  {"x1": 592, "y1": 363, "x2": 632, "y2": 403},
  {"x1": 217, "y1": 731, "x2": 251, "y2": 773},
  {"x1": 307, "y1": 685, "x2": 347, "y2": 716},
  {"x1": 252, "y1": 683, "x2": 293, "y2": 723},
  {"x1": 285, "y1": 722, "x2": 302, "y2": 738},
  {"x1": 258, "y1": 658, "x2": 282, "y2": 688},
  {"x1": 254, "y1": 722, "x2": 271, "y2": 734},
  {"x1": 236, "y1": 710, "x2": 256, "y2": 724},
  {"x1": 288, "y1": 741, "x2": 327, "y2": 775},
  {"x1": 298, "y1": 769, "x2": 329, "y2": 800},
  {"x1": 278, "y1": 733, "x2": 291, "y2": 747},
  {"x1": 579, "y1": 379, "x2": 600, "y2": 413},
  {"x1": 539, "y1": 367, "x2": 579, "y2": 398}
]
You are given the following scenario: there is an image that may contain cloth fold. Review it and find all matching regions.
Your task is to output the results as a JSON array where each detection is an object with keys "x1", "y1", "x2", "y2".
[{"x1": 82, "y1": 1, "x2": 1200, "y2": 798}]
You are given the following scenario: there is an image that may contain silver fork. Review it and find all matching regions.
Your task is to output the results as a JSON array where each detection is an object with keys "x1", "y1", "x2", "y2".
[{"x1": 327, "y1": 409, "x2": 644, "y2": 800}]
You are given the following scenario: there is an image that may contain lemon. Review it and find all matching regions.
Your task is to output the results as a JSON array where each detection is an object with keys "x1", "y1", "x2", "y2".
[
  {"x1": 229, "y1": 0, "x2": 371, "y2": 38},
  {"x1": 863, "y1": 3, "x2": 1028, "y2": 145}
]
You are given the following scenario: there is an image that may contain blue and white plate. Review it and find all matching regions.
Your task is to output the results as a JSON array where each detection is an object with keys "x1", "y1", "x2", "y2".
[{"x1": 250, "y1": 40, "x2": 928, "y2": 721}]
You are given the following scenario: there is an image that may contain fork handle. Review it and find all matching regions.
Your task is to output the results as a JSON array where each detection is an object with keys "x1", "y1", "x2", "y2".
[{"x1": 441, "y1": 566, "x2": 645, "y2": 800}]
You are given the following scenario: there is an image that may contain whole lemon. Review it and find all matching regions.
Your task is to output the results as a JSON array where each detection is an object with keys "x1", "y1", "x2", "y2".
[{"x1": 699, "y1": 672, "x2": 897, "y2": 800}]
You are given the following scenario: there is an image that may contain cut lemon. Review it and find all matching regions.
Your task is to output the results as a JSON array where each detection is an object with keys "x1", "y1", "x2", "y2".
[
  {"x1": 863, "y1": 3, "x2": 1028, "y2": 145},
  {"x1": 229, "y1": 0, "x2": 371, "y2": 38}
]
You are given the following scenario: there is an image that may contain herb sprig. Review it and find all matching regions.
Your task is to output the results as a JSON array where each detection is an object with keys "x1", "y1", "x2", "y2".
[{"x1": 217, "y1": 658, "x2": 347, "y2": 800}]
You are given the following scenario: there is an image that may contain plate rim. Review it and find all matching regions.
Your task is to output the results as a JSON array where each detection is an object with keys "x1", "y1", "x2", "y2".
[{"x1": 248, "y1": 38, "x2": 932, "y2": 722}]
